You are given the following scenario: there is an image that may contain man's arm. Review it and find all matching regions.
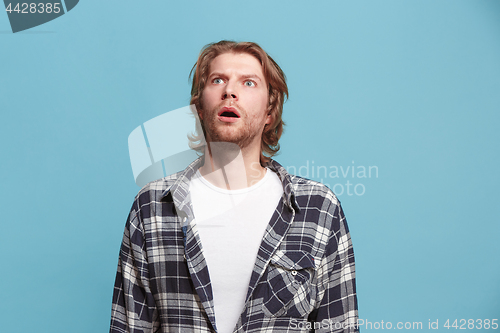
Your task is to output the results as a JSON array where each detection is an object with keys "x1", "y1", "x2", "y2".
[
  {"x1": 310, "y1": 203, "x2": 358, "y2": 333},
  {"x1": 110, "y1": 203, "x2": 159, "y2": 333}
]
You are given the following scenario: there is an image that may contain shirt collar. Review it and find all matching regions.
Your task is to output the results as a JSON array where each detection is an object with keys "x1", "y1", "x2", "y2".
[
  {"x1": 160, "y1": 156, "x2": 300, "y2": 214},
  {"x1": 263, "y1": 159, "x2": 300, "y2": 213}
]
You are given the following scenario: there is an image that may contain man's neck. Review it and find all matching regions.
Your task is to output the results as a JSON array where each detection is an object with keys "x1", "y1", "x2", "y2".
[{"x1": 198, "y1": 142, "x2": 267, "y2": 190}]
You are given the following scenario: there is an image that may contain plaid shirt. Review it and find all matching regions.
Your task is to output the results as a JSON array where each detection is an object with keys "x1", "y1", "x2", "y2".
[{"x1": 110, "y1": 158, "x2": 358, "y2": 333}]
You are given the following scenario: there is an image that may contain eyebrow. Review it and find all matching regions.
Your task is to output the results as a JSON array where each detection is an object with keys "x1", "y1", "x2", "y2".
[{"x1": 208, "y1": 72, "x2": 263, "y2": 82}]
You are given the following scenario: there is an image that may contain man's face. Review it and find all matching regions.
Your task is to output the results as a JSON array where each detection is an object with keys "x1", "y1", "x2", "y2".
[{"x1": 199, "y1": 52, "x2": 271, "y2": 150}]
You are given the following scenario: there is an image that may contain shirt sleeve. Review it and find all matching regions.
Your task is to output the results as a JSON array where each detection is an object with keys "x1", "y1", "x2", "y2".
[
  {"x1": 311, "y1": 202, "x2": 359, "y2": 333},
  {"x1": 110, "y1": 199, "x2": 159, "y2": 333}
]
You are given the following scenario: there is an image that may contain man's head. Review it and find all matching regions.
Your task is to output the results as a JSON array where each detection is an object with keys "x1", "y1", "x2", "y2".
[{"x1": 190, "y1": 40, "x2": 288, "y2": 162}]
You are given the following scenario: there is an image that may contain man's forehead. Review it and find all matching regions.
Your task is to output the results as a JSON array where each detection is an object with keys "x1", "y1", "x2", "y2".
[{"x1": 209, "y1": 52, "x2": 264, "y2": 76}]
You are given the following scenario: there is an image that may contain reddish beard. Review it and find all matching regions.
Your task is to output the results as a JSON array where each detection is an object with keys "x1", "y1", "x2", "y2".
[{"x1": 201, "y1": 102, "x2": 263, "y2": 150}]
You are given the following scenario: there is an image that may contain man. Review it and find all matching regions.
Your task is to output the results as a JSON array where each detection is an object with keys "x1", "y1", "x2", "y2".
[{"x1": 110, "y1": 40, "x2": 358, "y2": 332}]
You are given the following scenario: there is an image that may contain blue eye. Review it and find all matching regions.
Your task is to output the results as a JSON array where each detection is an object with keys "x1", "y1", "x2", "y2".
[
  {"x1": 213, "y1": 78, "x2": 224, "y2": 84},
  {"x1": 244, "y1": 81, "x2": 255, "y2": 87}
]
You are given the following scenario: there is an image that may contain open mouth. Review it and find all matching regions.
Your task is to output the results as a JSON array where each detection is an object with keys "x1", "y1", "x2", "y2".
[
  {"x1": 219, "y1": 111, "x2": 240, "y2": 118},
  {"x1": 218, "y1": 107, "x2": 241, "y2": 121}
]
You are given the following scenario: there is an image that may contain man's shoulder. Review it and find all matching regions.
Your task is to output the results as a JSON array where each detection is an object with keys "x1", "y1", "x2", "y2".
[
  {"x1": 134, "y1": 170, "x2": 183, "y2": 200},
  {"x1": 279, "y1": 169, "x2": 345, "y2": 235},
  {"x1": 135, "y1": 157, "x2": 203, "y2": 199},
  {"x1": 267, "y1": 159, "x2": 340, "y2": 207},
  {"x1": 288, "y1": 174, "x2": 340, "y2": 205}
]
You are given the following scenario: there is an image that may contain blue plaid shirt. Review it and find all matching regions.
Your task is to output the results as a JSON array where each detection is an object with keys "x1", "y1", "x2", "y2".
[{"x1": 110, "y1": 158, "x2": 358, "y2": 332}]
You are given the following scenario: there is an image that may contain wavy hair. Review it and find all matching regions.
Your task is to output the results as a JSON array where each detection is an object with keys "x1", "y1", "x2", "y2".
[{"x1": 189, "y1": 40, "x2": 288, "y2": 162}]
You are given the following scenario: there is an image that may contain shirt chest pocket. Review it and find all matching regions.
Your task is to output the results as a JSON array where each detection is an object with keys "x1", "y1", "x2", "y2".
[{"x1": 262, "y1": 250, "x2": 316, "y2": 318}]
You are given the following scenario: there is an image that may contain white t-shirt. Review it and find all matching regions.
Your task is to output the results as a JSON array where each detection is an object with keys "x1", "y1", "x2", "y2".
[{"x1": 189, "y1": 168, "x2": 283, "y2": 333}]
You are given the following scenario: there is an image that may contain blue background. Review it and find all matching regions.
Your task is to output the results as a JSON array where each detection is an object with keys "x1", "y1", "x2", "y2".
[{"x1": 1, "y1": 0, "x2": 499, "y2": 332}]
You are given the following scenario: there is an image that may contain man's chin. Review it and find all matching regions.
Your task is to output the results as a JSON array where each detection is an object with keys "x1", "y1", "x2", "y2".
[
  {"x1": 207, "y1": 128, "x2": 244, "y2": 144},
  {"x1": 209, "y1": 135, "x2": 243, "y2": 146}
]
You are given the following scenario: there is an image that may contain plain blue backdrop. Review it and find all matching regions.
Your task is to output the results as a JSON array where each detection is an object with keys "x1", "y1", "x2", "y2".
[{"x1": 1, "y1": 0, "x2": 499, "y2": 332}]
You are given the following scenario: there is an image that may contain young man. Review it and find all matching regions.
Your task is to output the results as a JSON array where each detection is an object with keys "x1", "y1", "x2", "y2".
[{"x1": 110, "y1": 41, "x2": 358, "y2": 332}]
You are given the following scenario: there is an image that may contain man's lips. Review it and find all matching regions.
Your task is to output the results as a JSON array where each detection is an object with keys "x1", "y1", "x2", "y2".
[{"x1": 217, "y1": 106, "x2": 241, "y2": 123}]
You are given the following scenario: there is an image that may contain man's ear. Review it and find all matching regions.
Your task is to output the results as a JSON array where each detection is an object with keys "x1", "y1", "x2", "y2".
[
  {"x1": 265, "y1": 106, "x2": 273, "y2": 124},
  {"x1": 195, "y1": 95, "x2": 204, "y2": 120},
  {"x1": 264, "y1": 112, "x2": 273, "y2": 126},
  {"x1": 197, "y1": 103, "x2": 204, "y2": 120},
  {"x1": 266, "y1": 114, "x2": 272, "y2": 124}
]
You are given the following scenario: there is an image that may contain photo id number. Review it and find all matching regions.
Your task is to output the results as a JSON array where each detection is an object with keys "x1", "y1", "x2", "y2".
[
  {"x1": 444, "y1": 319, "x2": 498, "y2": 330},
  {"x1": 5, "y1": 3, "x2": 62, "y2": 14}
]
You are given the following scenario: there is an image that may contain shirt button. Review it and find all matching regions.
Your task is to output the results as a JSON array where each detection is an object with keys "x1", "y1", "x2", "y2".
[
  {"x1": 291, "y1": 270, "x2": 297, "y2": 276},
  {"x1": 183, "y1": 254, "x2": 187, "y2": 260}
]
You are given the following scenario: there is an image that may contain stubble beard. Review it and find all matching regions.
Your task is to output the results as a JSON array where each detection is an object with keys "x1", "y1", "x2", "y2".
[{"x1": 202, "y1": 102, "x2": 263, "y2": 151}]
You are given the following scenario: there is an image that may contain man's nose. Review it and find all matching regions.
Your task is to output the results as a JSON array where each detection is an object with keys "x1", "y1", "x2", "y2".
[{"x1": 222, "y1": 84, "x2": 237, "y2": 100}]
